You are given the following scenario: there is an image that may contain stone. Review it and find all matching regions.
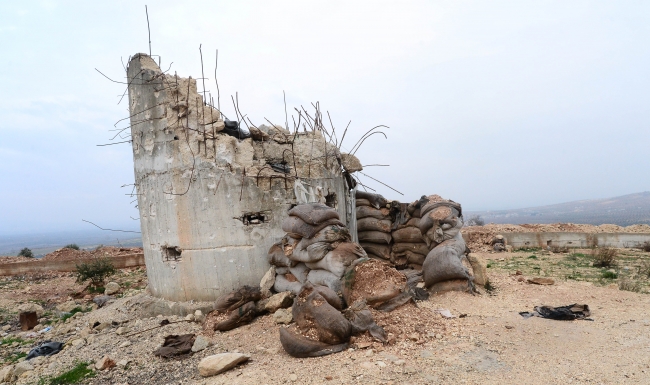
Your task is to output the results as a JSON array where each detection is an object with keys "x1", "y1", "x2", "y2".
[
  {"x1": 260, "y1": 267, "x2": 276, "y2": 297},
  {"x1": 33, "y1": 324, "x2": 44, "y2": 332},
  {"x1": 289, "y1": 374, "x2": 298, "y2": 382},
  {"x1": 359, "y1": 361, "x2": 375, "y2": 369},
  {"x1": 376, "y1": 361, "x2": 387, "y2": 368},
  {"x1": 95, "y1": 322, "x2": 111, "y2": 331},
  {"x1": 70, "y1": 338, "x2": 86, "y2": 347},
  {"x1": 527, "y1": 277, "x2": 555, "y2": 285},
  {"x1": 273, "y1": 308, "x2": 293, "y2": 324},
  {"x1": 197, "y1": 353, "x2": 250, "y2": 377},
  {"x1": 79, "y1": 328, "x2": 92, "y2": 338},
  {"x1": 17, "y1": 303, "x2": 44, "y2": 317},
  {"x1": 264, "y1": 292, "x2": 294, "y2": 313},
  {"x1": 192, "y1": 335, "x2": 211, "y2": 353},
  {"x1": 365, "y1": 349, "x2": 374, "y2": 357},
  {"x1": 194, "y1": 310, "x2": 206, "y2": 323},
  {"x1": 467, "y1": 253, "x2": 488, "y2": 286},
  {"x1": 341, "y1": 153, "x2": 363, "y2": 172},
  {"x1": 2, "y1": 325, "x2": 11, "y2": 331},
  {"x1": 185, "y1": 314, "x2": 195, "y2": 322},
  {"x1": 394, "y1": 359, "x2": 405, "y2": 366},
  {"x1": 95, "y1": 355, "x2": 116, "y2": 370},
  {"x1": 117, "y1": 359, "x2": 130, "y2": 368},
  {"x1": 13, "y1": 361, "x2": 33, "y2": 377},
  {"x1": 119, "y1": 340, "x2": 132, "y2": 348},
  {"x1": 104, "y1": 282, "x2": 120, "y2": 295},
  {"x1": 0, "y1": 365, "x2": 14, "y2": 382},
  {"x1": 115, "y1": 327, "x2": 129, "y2": 335},
  {"x1": 56, "y1": 300, "x2": 79, "y2": 313},
  {"x1": 30, "y1": 356, "x2": 45, "y2": 366}
]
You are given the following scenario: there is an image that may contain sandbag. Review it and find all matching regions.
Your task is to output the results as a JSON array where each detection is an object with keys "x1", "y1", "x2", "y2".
[
  {"x1": 214, "y1": 286, "x2": 262, "y2": 313},
  {"x1": 292, "y1": 289, "x2": 351, "y2": 345},
  {"x1": 355, "y1": 198, "x2": 373, "y2": 207},
  {"x1": 392, "y1": 227, "x2": 424, "y2": 243},
  {"x1": 214, "y1": 301, "x2": 258, "y2": 331},
  {"x1": 360, "y1": 243, "x2": 391, "y2": 260},
  {"x1": 307, "y1": 269, "x2": 342, "y2": 293},
  {"x1": 288, "y1": 203, "x2": 340, "y2": 225},
  {"x1": 418, "y1": 205, "x2": 462, "y2": 235},
  {"x1": 393, "y1": 217, "x2": 420, "y2": 230},
  {"x1": 305, "y1": 242, "x2": 366, "y2": 278},
  {"x1": 357, "y1": 231, "x2": 392, "y2": 245},
  {"x1": 302, "y1": 282, "x2": 344, "y2": 310},
  {"x1": 391, "y1": 242, "x2": 429, "y2": 256},
  {"x1": 291, "y1": 240, "x2": 333, "y2": 263},
  {"x1": 268, "y1": 241, "x2": 297, "y2": 267},
  {"x1": 355, "y1": 191, "x2": 387, "y2": 209},
  {"x1": 420, "y1": 199, "x2": 462, "y2": 218},
  {"x1": 356, "y1": 206, "x2": 390, "y2": 220},
  {"x1": 279, "y1": 327, "x2": 349, "y2": 358},
  {"x1": 275, "y1": 267, "x2": 289, "y2": 275},
  {"x1": 422, "y1": 233, "x2": 471, "y2": 287},
  {"x1": 341, "y1": 258, "x2": 408, "y2": 310},
  {"x1": 274, "y1": 274, "x2": 303, "y2": 295},
  {"x1": 297, "y1": 225, "x2": 351, "y2": 249},
  {"x1": 343, "y1": 300, "x2": 387, "y2": 342},
  {"x1": 357, "y1": 217, "x2": 392, "y2": 233},
  {"x1": 282, "y1": 216, "x2": 345, "y2": 239},
  {"x1": 289, "y1": 263, "x2": 310, "y2": 283}
]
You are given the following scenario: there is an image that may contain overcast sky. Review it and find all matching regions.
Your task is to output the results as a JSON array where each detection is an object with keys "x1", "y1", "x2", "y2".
[{"x1": 1, "y1": 1, "x2": 649, "y2": 235}]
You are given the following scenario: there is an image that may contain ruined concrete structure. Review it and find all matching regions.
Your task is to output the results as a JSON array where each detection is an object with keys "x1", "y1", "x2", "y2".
[{"x1": 127, "y1": 54, "x2": 355, "y2": 301}]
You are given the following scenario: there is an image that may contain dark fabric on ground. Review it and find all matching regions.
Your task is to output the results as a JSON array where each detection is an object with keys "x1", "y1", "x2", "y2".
[
  {"x1": 520, "y1": 304, "x2": 591, "y2": 320},
  {"x1": 153, "y1": 334, "x2": 196, "y2": 358},
  {"x1": 26, "y1": 341, "x2": 64, "y2": 360}
]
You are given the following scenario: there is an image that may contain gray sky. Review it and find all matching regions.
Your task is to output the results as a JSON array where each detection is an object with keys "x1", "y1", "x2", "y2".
[{"x1": 1, "y1": 1, "x2": 649, "y2": 235}]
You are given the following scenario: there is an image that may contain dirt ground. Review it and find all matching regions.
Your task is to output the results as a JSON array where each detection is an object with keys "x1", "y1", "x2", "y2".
[{"x1": 1, "y1": 250, "x2": 650, "y2": 385}]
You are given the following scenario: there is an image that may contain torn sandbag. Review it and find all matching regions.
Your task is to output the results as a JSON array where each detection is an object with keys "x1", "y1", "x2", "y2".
[
  {"x1": 307, "y1": 269, "x2": 342, "y2": 293},
  {"x1": 274, "y1": 274, "x2": 303, "y2": 295},
  {"x1": 298, "y1": 225, "x2": 351, "y2": 249},
  {"x1": 214, "y1": 301, "x2": 258, "y2": 331},
  {"x1": 342, "y1": 258, "x2": 408, "y2": 311},
  {"x1": 357, "y1": 231, "x2": 392, "y2": 244},
  {"x1": 214, "y1": 286, "x2": 262, "y2": 313},
  {"x1": 422, "y1": 233, "x2": 472, "y2": 288},
  {"x1": 355, "y1": 191, "x2": 387, "y2": 209},
  {"x1": 279, "y1": 327, "x2": 349, "y2": 358},
  {"x1": 288, "y1": 203, "x2": 340, "y2": 225},
  {"x1": 292, "y1": 288, "x2": 351, "y2": 345},
  {"x1": 153, "y1": 334, "x2": 196, "y2": 358},
  {"x1": 282, "y1": 216, "x2": 345, "y2": 239},
  {"x1": 268, "y1": 241, "x2": 298, "y2": 267},
  {"x1": 520, "y1": 304, "x2": 591, "y2": 321},
  {"x1": 305, "y1": 242, "x2": 366, "y2": 278},
  {"x1": 343, "y1": 300, "x2": 387, "y2": 342},
  {"x1": 26, "y1": 341, "x2": 64, "y2": 360}
]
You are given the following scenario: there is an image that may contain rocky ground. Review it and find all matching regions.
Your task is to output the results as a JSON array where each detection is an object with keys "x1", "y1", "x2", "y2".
[{"x1": 1, "y1": 248, "x2": 650, "y2": 385}]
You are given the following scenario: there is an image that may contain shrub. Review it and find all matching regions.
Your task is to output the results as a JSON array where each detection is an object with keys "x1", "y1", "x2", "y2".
[
  {"x1": 64, "y1": 244, "x2": 80, "y2": 250},
  {"x1": 618, "y1": 279, "x2": 642, "y2": 293},
  {"x1": 639, "y1": 242, "x2": 650, "y2": 252},
  {"x1": 638, "y1": 260, "x2": 650, "y2": 279},
  {"x1": 466, "y1": 215, "x2": 485, "y2": 226},
  {"x1": 591, "y1": 247, "x2": 617, "y2": 268},
  {"x1": 601, "y1": 270, "x2": 617, "y2": 279},
  {"x1": 75, "y1": 257, "x2": 115, "y2": 288},
  {"x1": 550, "y1": 245, "x2": 569, "y2": 253},
  {"x1": 18, "y1": 248, "x2": 34, "y2": 258}
]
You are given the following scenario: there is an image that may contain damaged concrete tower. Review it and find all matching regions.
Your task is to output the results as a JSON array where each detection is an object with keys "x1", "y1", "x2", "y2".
[{"x1": 127, "y1": 53, "x2": 357, "y2": 301}]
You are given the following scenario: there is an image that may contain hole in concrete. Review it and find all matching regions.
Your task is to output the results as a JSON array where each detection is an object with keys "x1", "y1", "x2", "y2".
[
  {"x1": 173, "y1": 135, "x2": 179, "y2": 140},
  {"x1": 547, "y1": 240, "x2": 552, "y2": 246},
  {"x1": 162, "y1": 246, "x2": 182, "y2": 262},
  {"x1": 240, "y1": 212, "x2": 268, "y2": 225},
  {"x1": 325, "y1": 192, "x2": 337, "y2": 208},
  {"x1": 524, "y1": 241, "x2": 530, "y2": 245}
]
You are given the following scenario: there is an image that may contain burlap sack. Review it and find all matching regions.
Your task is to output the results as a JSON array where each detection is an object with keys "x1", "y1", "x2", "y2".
[
  {"x1": 392, "y1": 227, "x2": 424, "y2": 243},
  {"x1": 292, "y1": 288, "x2": 351, "y2": 345},
  {"x1": 268, "y1": 241, "x2": 297, "y2": 267},
  {"x1": 359, "y1": 243, "x2": 391, "y2": 260},
  {"x1": 357, "y1": 231, "x2": 392, "y2": 244},
  {"x1": 422, "y1": 233, "x2": 470, "y2": 287},
  {"x1": 291, "y1": 240, "x2": 333, "y2": 263},
  {"x1": 307, "y1": 269, "x2": 342, "y2": 293},
  {"x1": 306, "y1": 242, "x2": 366, "y2": 278},
  {"x1": 356, "y1": 206, "x2": 390, "y2": 220},
  {"x1": 288, "y1": 203, "x2": 340, "y2": 225},
  {"x1": 391, "y1": 242, "x2": 429, "y2": 256},
  {"x1": 357, "y1": 217, "x2": 392, "y2": 233},
  {"x1": 282, "y1": 216, "x2": 345, "y2": 239}
]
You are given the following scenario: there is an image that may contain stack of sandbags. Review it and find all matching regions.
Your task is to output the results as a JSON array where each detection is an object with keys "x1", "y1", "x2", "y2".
[
  {"x1": 269, "y1": 203, "x2": 367, "y2": 295},
  {"x1": 356, "y1": 191, "x2": 393, "y2": 262},
  {"x1": 390, "y1": 198, "x2": 428, "y2": 269}
]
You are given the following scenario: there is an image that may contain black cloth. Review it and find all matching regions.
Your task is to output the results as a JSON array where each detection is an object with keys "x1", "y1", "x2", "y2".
[
  {"x1": 26, "y1": 341, "x2": 64, "y2": 360},
  {"x1": 520, "y1": 304, "x2": 591, "y2": 321}
]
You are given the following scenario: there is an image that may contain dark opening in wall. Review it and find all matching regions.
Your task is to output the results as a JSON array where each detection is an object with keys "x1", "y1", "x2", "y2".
[
  {"x1": 325, "y1": 192, "x2": 337, "y2": 208},
  {"x1": 239, "y1": 212, "x2": 268, "y2": 225},
  {"x1": 547, "y1": 240, "x2": 552, "y2": 247},
  {"x1": 162, "y1": 246, "x2": 182, "y2": 262}
]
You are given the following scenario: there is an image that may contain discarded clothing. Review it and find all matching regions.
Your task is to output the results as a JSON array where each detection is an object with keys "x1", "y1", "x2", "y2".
[
  {"x1": 93, "y1": 295, "x2": 114, "y2": 308},
  {"x1": 520, "y1": 304, "x2": 591, "y2": 321},
  {"x1": 26, "y1": 341, "x2": 64, "y2": 360},
  {"x1": 153, "y1": 334, "x2": 196, "y2": 358}
]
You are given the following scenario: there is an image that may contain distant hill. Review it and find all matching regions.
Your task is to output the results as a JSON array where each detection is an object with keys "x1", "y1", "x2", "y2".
[{"x1": 466, "y1": 192, "x2": 650, "y2": 226}]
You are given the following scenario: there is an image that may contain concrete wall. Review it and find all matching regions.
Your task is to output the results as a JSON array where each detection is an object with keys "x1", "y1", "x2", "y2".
[
  {"x1": 498, "y1": 232, "x2": 650, "y2": 249},
  {"x1": 0, "y1": 254, "x2": 145, "y2": 276},
  {"x1": 127, "y1": 54, "x2": 350, "y2": 302}
]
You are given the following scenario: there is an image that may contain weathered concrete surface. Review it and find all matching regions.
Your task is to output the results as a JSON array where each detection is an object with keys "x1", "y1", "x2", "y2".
[
  {"x1": 0, "y1": 254, "x2": 144, "y2": 276},
  {"x1": 495, "y1": 232, "x2": 650, "y2": 249},
  {"x1": 127, "y1": 54, "x2": 350, "y2": 301}
]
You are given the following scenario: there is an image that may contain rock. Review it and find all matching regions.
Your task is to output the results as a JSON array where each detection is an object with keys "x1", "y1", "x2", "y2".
[
  {"x1": 273, "y1": 308, "x2": 293, "y2": 324},
  {"x1": 467, "y1": 253, "x2": 488, "y2": 286},
  {"x1": 30, "y1": 356, "x2": 45, "y2": 366},
  {"x1": 194, "y1": 310, "x2": 206, "y2": 323},
  {"x1": 197, "y1": 353, "x2": 250, "y2": 377},
  {"x1": 359, "y1": 361, "x2": 375, "y2": 369},
  {"x1": 79, "y1": 328, "x2": 92, "y2": 338},
  {"x1": 33, "y1": 324, "x2": 44, "y2": 332},
  {"x1": 95, "y1": 355, "x2": 116, "y2": 370},
  {"x1": 192, "y1": 335, "x2": 211, "y2": 353},
  {"x1": 185, "y1": 314, "x2": 195, "y2": 322},
  {"x1": 115, "y1": 327, "x2": 129, "y2": 335},
  {"x1": 17, "y1": 303, "x2": 44, "y2": 317},
  {"x1": 376, "y1": 361, "x2": 387, "y2": 368},
  {"x1": 260, "y1": 267, "x2": 276, "y2": 297},
  {"x1": 394, "y1": 359, "x2": 405, "y2": 366},
  {"x1": 104, "y1": 282, "x2": 120, "y2": 295},
  {"x1": 119, "y1": 341, "x2": 132, "y2": 348},
  {"x1": 56, "y1": 300, "x2": 79, "y2": 313},
  {"x1": 264, "y1": 292, "x2": 294, "y2": 313},
  {"x1": 255, "y1": 298, "x2": 270, "y2": 313},
  {"x1": 289, "y1": 374, "x2": 298, "y2": 382},
  {"x1": 117, "y1": 359, "x2": 130, "y2": 368},
  {"x1": 365, "y1": 349, "x2": 374, "y2": 357},
  {"x1": 341, "y1": 153, "x2": 363, "y2": 172},
  {"x1": 94, "y1": 322, "x2": 111, "y2": 331},
  {"x1": 70, "y1": 338, "x2": 86, "y2": 347},
  {"x1": 2, "y1": 325, "x2": 11, "y2": 331},
  {"x1": 527, "y1": 277, "x2": 555, "y2": 285},
  {"x1": 0, "y1": 365, "x2": 14, "y2": 382},
  {"x1": 13, "y1": 361, "x2": 33, "y2": 377}
]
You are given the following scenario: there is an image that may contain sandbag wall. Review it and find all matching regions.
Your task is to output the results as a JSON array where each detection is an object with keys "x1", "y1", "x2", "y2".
[{"x1": 269, "y1": 203, "x2": 367, "y2": 295}]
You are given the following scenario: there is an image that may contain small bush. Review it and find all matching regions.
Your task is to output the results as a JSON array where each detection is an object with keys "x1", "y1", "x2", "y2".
[
  {"x1": 618, "y1": 279, "x2": 642, "y2": 293},
  {"x1": 18, "y1": 248, "x2": 34, "y2": 258},
  {"x1": 466, "y1": 215, "x2": 485, "y2": 226},
  {"x1": 38, "y1": 362, "x2": 95, "y2": 385},
  {"x1": 550, "y1": 245, "x2": 569, "y2": 253},
  {"x1": 64, "y1": 244, "x2": 80, "y2": 250},
  {"x1": 484, "y1": 279, "x2": 496, "y2": 293},
  {"x1": 528, "y1": 255, "x2": 537, "y2": 259},
  {"x1": 639, "y1": 242, "x2": 650, "y2": 252},
  {"x1": 60, "y1": 306, "x2": 90, "y2": 322},
  {"x1": 601, "y1": 271, "x2": 618, "y2": 279},
  {"x1": 75, "y1": 257, "x2": 115, "y2": 288},
  {"x1": 592, "y1": 247, "x2": 617, "y2": 268},
  {"x1": 638, "y1": 260, "x2": 650, "y2": 279}
]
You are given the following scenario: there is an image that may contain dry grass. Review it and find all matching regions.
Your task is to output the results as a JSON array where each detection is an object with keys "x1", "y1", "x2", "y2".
[
  {"x1": 618, "y1": 278, "x2": 643, "y2": 293},
  {"x1": 591, "y1": 247, "x2": 617, "y2": 268}
]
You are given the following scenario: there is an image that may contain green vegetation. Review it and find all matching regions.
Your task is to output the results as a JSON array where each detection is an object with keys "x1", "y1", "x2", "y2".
[
  {"x1": 18, "y1": 247, "x2": 34, "y2": 258},
  {"x1": 75, "y1": 257, "x2": 115, "y2": 288},
  {"x1": 64, "y1": 244, "x2": 80, "y2": 250},
  {"x1": 3, "y1": 351, "x2": 26, "y2": 364},
  {"x1": 527, "y1": 255, "x2": 537, "y2": 259},
  {"x1": 601, "y1": 271, "x2": 618, "y2": 279},
  {"x1": 60, "y1": 306, "x2": 91, "y2": 322},
  {"x1": 592, "y1": 247, "x2": 618, "y2": 268},
  {"x1": 38, "y1": 362, "x2": 95, "y2": 385},
  {"x1": 516, "y1": 247, "x2": 541, "y2": 252}
]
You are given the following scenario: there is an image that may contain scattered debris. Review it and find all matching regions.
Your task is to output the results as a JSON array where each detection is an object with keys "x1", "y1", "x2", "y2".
[
  {"x1": 153, "y1": 334, "x2": 196, "y2": 358},
  {"x1": 520, "y1": 304, "x2": 591, "y2": 320},
  {"x1": 527, "y1": 277, "x2": 555, "y2": 285},
  {"x1": 26, "y1": 341, "x2": 63, "y2": 360},
  {"x1": 198, "y1": 353, "x2": 250, "y2": 377}
]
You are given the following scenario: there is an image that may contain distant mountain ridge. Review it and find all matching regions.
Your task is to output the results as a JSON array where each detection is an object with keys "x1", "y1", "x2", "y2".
[{"x1": 466, "y1": 192, "x2": 650, "y2": 226}]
